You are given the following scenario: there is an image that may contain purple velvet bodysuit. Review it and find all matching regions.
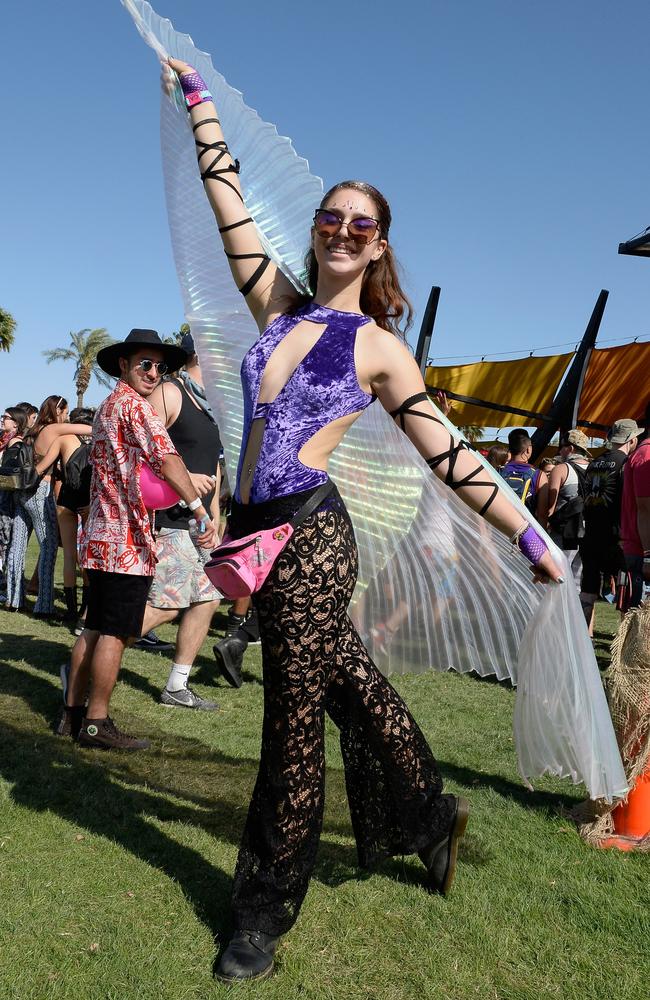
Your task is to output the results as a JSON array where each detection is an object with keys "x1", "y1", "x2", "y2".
[{"x1": 235, "y1": 302, "x2": 375, "y2": 503}]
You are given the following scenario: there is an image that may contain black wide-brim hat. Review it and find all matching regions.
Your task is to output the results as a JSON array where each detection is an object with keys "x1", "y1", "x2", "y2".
[{"x1": 97, "y1": 329, "x2": 189, "y2": 378}]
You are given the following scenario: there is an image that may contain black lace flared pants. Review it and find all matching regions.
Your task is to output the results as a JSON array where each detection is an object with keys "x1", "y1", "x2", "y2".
[{"x1": 229, "y1": 487, "x2": 455, "y2": 936}]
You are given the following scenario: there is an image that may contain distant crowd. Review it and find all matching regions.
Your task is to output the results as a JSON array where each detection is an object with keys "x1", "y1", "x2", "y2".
[{"x1": 486, "y1": 413, "x2": 650, "y2": 628}]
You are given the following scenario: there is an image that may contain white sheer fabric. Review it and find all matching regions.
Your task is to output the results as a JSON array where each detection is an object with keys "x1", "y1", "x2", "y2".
[{"x1": 122, "y1": 0, "x2": 627, "y2": 802}]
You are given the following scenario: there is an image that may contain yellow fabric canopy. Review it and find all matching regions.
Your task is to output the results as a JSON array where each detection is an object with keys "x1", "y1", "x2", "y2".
[
  {"x1": 578, "y1": 343, "x2": 650, "y2": 433},
  {"x1": 425, "y1": 353, "x2": 572, "y2": 428}
]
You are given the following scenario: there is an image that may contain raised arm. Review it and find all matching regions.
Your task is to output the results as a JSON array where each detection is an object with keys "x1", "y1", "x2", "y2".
[
  {"x1": 366, "y1": 332, "x2": 564, "y2": 583},
  {"x1": 164, "y1": 59, "x2": 296, "y2": 330}
]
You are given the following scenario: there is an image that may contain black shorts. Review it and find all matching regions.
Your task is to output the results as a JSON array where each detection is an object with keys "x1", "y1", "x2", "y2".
[
  {"x1": 57, "y1": 482, "x2": 90, "y2": 514},
  {"x1": 579, "y1": 537, "x2": 626, "y2": 594},
  {"x1": 85, "y1": 570, "x2": 153, "y2": 638}
]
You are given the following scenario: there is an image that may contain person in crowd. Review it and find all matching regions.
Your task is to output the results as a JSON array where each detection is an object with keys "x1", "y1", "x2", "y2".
[
  {"x1": 57, "y1": 330, "x2": 217, "y2": 751},
  {"x1": 137, "y1": 331, "x2": 223, "y2": 710},
  {"x1": 545, "y1": 429, "x2": 591, "y2": 588},
  {"x1": 538, "y1": 457, "x2": 554, "y2": 477},
  {"x1": 4, "y1": 396, "x2": 91, "y2": 615},
  {"x1": 486, "y1": 444, "x2": 508, "y2": 471},
  {"x1": 579, "y1": 419, "x2": 641, "y2": 631},
  {"x1": 16, "y1": 403, "x2": 38, "y2": 428},
  {"x1": 164, "y1": 58, "x2": 563, "y2": 982},
  {"x1": 213, "y1": 596, "x2": 260, "y2": 689},
  {"x1": 499, "y1": 429, "x2": 549, "y2": 522},
  {"x1": 620, "y1": 404, "x2": 650, "y2": 610},
  {"x1": 36, "y1": 407, "x2": 96, "y2": 626},
  {"x1": 0, "y1": 407, "x2": 30, "y2": 601},
  {"x1": 14, "y1": 404, "x2": 41, "y2": 595},
  {"x1": 1, "y1": 407, "x2": 23, "y2": 453}
]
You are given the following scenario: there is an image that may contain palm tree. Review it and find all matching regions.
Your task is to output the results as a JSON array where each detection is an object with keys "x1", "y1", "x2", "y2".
[
  {"x1": 43, "y1": 328, "x2": 115, "y2": 407},
  {"x1": 459, "y1": 425, "x2": 484, "y2": 444},
  {"x1": 163, "y1": 322, "x2": 191, "y2": 347},
  {"x1": 0, "y1": 308, "x2": 16, "y2": 353}
]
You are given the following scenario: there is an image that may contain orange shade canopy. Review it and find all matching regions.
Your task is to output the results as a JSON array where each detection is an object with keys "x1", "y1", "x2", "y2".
[{"x1": 578, "y1": 343, "x2": 650, "y2": 434}]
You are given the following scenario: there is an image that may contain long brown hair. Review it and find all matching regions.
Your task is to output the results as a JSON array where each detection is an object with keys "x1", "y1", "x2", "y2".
[
  {"x1": 297, "y1": 181, "x2": 413, "y2": 338},
  {"x1": 28, "y1": 395, "x2": 67, "y2": 440}
]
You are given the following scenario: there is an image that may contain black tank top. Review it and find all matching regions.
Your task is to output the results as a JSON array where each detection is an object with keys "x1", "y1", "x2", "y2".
[{"x1": 156, "y1": 378, "x2": 222, "y2": 531}]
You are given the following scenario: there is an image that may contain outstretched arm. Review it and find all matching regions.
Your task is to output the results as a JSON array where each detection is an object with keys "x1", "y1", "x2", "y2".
[
  {"x1": 369, "y1": 334, "x2": 564, "y2": 583},
  {"x1": 164, "y1": 59, "x2": 296, "y2": 331}
]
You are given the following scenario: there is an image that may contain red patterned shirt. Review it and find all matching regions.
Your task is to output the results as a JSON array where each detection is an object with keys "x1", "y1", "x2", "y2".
[{"x1": 80, "y1": 380, "x2": 178, "y2": 576}]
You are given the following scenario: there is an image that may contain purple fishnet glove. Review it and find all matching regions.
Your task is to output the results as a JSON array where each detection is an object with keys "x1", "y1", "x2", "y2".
[
  {"x1": 518, "y1": 524, "x2": 548, "y2": 566},
  {"x1": 179, "y1": 70, "x2": 209, "y2": 98}
]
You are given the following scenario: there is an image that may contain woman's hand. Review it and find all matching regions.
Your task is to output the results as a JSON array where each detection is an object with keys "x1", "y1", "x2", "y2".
[
  {"x1": 530, "y1": 549, "x2": 565, "y2": 585},
  {"x1": 161, "y1": 57, "x2": 194, "y2": 97},
  {"x1": 434, "y1": 391, "x2": 451, "y2": 417}
]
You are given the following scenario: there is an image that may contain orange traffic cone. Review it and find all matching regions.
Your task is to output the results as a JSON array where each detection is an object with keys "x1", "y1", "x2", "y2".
[{"x1": 601, "y1": 766, "x2": 650, "y2": 851}]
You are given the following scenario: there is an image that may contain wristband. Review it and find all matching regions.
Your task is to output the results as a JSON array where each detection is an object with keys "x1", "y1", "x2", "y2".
[
  {"x1": 188, "y1": 497, "x2": 203, "y2": 512},
  {"x1": 517, "y1": 524, "x2": 548, "y2": 567},
  {"x1": 179, "y1": 70, "x2": 212, "y2": 108},
  {"x1": 185, "y1": 89, "x2": 212, "y2": 108}
]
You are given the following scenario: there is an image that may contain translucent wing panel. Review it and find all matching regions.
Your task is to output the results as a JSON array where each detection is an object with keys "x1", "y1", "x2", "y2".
[{"x1": 123, "y1": 0, "x2": 627, "y2": 802}]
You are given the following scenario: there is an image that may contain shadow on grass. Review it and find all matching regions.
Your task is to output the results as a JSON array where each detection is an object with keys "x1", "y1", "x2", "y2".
[{"x1": 0, "y1": 629, "x2": 577, "y2": 942}]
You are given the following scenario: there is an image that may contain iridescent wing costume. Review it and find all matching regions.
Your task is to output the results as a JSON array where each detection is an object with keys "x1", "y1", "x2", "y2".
[{"x1": 122, "y1": 0, "x2": 627, "y2": 803}]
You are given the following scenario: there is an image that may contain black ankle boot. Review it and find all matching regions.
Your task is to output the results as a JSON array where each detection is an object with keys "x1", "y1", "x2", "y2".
[
  {"x1": 419, "y1": 796, "x2": 470, "y2": 895},
  {"x1": 215, "y1": 930, "x2": 279, "y2": 982},
  {"x1": 63, "y1": 586, "x2": 78, "y2": 623}
]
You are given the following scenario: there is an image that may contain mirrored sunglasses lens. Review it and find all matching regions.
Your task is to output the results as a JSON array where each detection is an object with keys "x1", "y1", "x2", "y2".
[
  {"x1": 139, "y1": 359, "x2": 167, "y2": 375},
  {"x1": 314, "y1": 210, "x2": 341, "y2": 236},
  {"x1": 349, "y1": 217, "x2": 378, "y2": 243}
]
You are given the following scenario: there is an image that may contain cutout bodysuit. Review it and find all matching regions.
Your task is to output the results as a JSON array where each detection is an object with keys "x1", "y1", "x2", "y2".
[{"x1": 235, "y1": 302, "x2": 375, "y2": 504}]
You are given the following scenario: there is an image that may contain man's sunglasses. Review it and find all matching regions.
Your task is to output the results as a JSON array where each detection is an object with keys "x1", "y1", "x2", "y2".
[
  {"x1": 313, "y1": 209, "x2": 380, "y2": 246},
  {"x1": 135, "y1": 359, "x2": 169, "y2": 376}
]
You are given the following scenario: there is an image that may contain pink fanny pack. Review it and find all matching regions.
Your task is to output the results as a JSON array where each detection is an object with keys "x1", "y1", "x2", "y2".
[{"x1": 205, "y1": 481, "x2": 333, "y2": 600}]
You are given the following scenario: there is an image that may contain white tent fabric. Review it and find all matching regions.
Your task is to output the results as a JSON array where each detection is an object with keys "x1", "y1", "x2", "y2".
[{"x1": 122, "y1": 0, "x2": 627, "y2": 803}]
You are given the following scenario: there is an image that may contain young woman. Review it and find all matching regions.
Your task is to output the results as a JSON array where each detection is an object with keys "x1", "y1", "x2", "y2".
[
  {"x1": 164, "y1": 59, "x2": 563, "y2": 983},
  {"x1": 5, "y1": 396, "x2": 91, "y2": 615},
  {"x1": 36, "y1": 407, "x2": 95, "y2": 624},
  {"x1": 0, "y1": 407, "x2": 29, "y2": 599}
]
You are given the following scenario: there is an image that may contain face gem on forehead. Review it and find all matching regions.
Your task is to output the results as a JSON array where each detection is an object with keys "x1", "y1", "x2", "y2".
[{"x1": 328, "y1": 198, "x2": 374, "y2": 214}]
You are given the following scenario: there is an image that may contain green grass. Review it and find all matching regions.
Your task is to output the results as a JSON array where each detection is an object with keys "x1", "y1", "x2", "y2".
[{"x1": 0, "y1": 544, "x2": 647, "y2": 1000}]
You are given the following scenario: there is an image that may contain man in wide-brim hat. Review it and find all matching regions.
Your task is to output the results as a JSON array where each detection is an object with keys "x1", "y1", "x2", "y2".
[{"x1": 58, "y1": 329, "x2": 217, "y2": 751}]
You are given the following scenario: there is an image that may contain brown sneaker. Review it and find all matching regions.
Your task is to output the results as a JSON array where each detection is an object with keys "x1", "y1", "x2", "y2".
[
  {"x1": 56, "y1": 705, "x2": 85, "y2": 741},
  {"x1": 78, "y1": 717, "x2": 151, "y2": 751}
]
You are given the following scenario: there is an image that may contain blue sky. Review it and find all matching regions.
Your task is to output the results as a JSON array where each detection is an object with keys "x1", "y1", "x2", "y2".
[{"x1": 1, "y1": 0, "x2": 648, "y2": 411}]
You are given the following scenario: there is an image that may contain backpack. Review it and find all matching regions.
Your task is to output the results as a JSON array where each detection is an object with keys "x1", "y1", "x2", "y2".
[
  {"x1": 499, "y1": 463, "x2": 540, "y2": 512},
  {"x1": 65, "y1": 440, "x2": 92, "y2": 492},
  {"x1": 0, "y1": 439, "x2": 39, "y2": 492},
  {"x1": 549, "y1": 461, "x2": 588, "y2": 549}
]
